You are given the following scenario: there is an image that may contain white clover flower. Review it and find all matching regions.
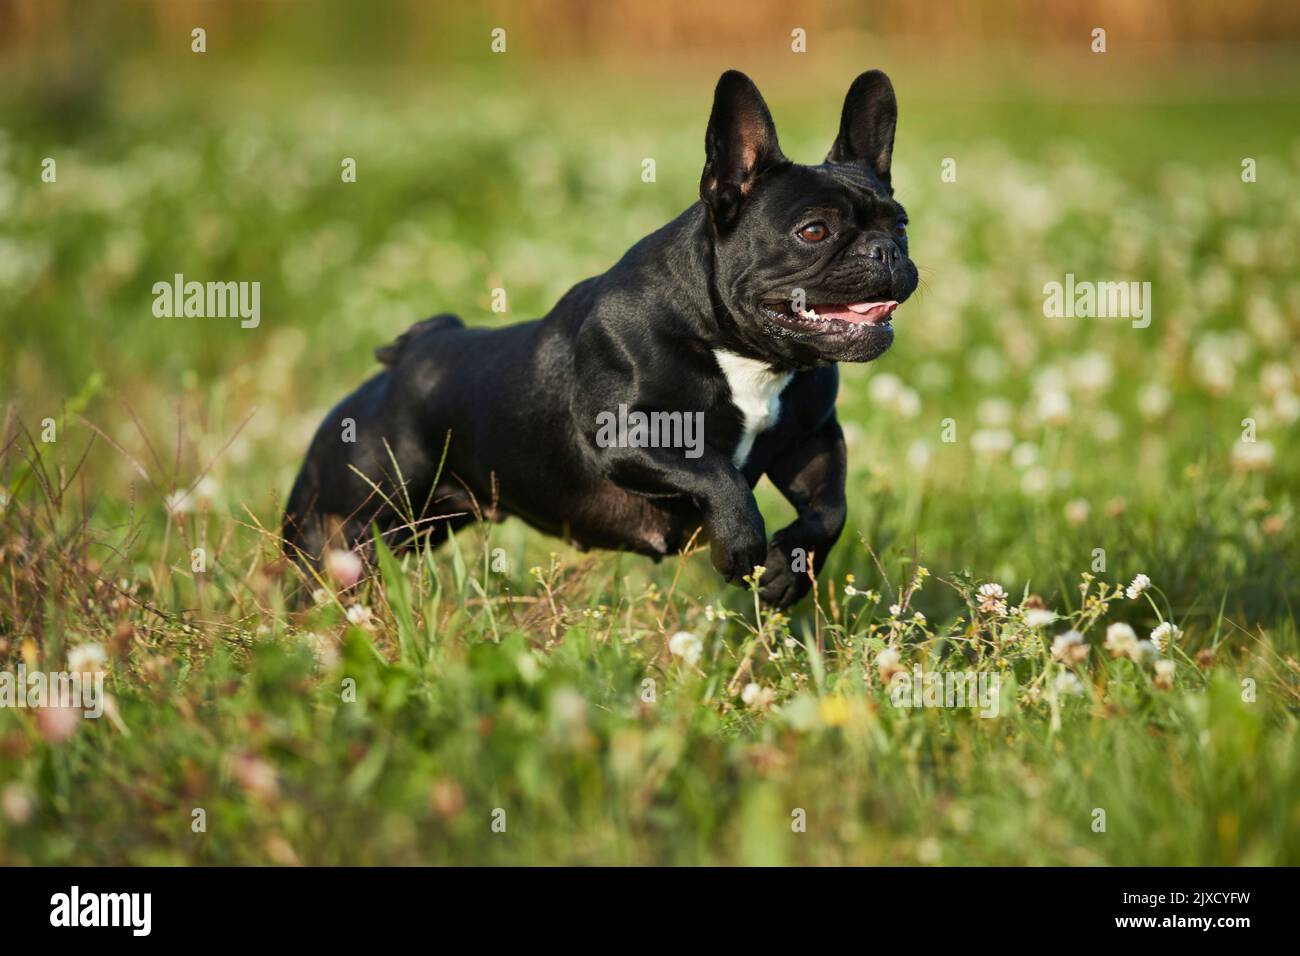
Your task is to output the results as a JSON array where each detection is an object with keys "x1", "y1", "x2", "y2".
[
  {"x1": 840, "y1": 421, "x2": 866, "y2": 450},
  {"x1": 1232, "y1": 441, "x2": 1275, "y2": 473},
  {"x1": 67, "y1": 643, "x2": 108, "y2": 674},
  {"x1": 1011, "y1": 441, "x2": 1039, "y2": 470},
  {"x1": 1260, "y1": 361, "x2": 1293, "y2": 397},
  {"x1": 1035, "y1": 389, "x2": 1072, "y2": 426},
  {"x1": 1274, "y1": 390, "x2": 1300, "y2": 425},
  {"x1": 1131, "y1": 640, "x2": 1159, "y2": 668},
  {"x1": 1051, "y1": 629, "x2": 1088, "y2": 663},
  {"x1": 345, "y1": 604, "x2": 373, "y2": 627},
  {"x1": 1054, "y1": 671, "x2": 1085, "y2": 696},
  {"x1": 163, "y1": 476, "x2": 219, "y2": 514},
  {"x1": 550, "y1": 687, "x2": 588, "y2": 729},
  {"x1": 743, "y1": 683, "x2": 776, "y2": 711},
  {"x1": 193, "y1": 475, "x2": 220, "y2": 504},
  {"x1": 1125, "y1": 573, "x2": 1151, "y2": 600},
  {"x1": 1153, "y1": 658, "x2": 1176, "y2": 690},
  {"x1": 304, "y1": 632, "x2": 340, "y2": 669},
  {"x1": 1022, "y1": 608, "x2": 1057, "y2": 628},
  {"x1": 971, "y1": 428, "x2": 1015, "y2": 456},
  {"x1": 1194, "y1": 350, "x2": 1235, "y2": 395},
  {"x1": 1, "y1": 782, "x2": 33, "y2": 825},
  {"x1": 1104, "y1": 622, "x2": 1138, "y2": 658},
  {"x1": 1069, "y1": 351, "x2": 1114, "y2": 394},
  {"x1": 1064, "y1": 499, "x2": 1090, "y2": 527},
  {"x1": 1149, "y1": 621, "x2": 1182, "y2": 654},
  {"x1": 967, "y1": 345, "x2": 1004, "y2": 383},
  {"x1": 876, "y1": 647, "x2": 904, "y2": 682},
  {"x1": 859, "y1": 375, "x2": 918, "y2": 420},
  {"x1": 916, "y1": 836, "x2": 942, "y2": 864},
  {"x1": 1137, "y1": 383, "x2": 1171, "y2": 420},
  {"x1": 978, "y1": 583, "x2": 1008, "y2": 616},
  {"x1": 667, "y1": 631, "x2": 702, "y2": 667},
  {"x1": 895, "y1": 387, "x2": 922, "y2": 419},
  {"x1": 1092, "y1": 411, "x2": 1122, "y2": 443},
  {"x1": 1020, "y1": 467, "x2": 1050, "y2": 496},
  {"x1": 868, "y1": 372, "x2": 903, "y2": 404},
  {"x1": 906, "y1": 439, "x2": 933, "y2": 472},
  {"x1": 977, "y1": 397, "x2": 1014, "y2": 426}
]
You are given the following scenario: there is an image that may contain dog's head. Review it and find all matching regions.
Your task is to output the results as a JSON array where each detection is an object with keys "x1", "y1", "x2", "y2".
[{"x1": 700, "y1": 70, "x2": 918, "y2": 366}]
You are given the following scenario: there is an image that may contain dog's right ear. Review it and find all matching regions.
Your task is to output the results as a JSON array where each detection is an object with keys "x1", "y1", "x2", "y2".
[
  {"x1": 700, "y1": 70, "x2": 787, "y2": 230},
  {"x1": 827, "y1": 70, "x2": 897, "y2": 188}
]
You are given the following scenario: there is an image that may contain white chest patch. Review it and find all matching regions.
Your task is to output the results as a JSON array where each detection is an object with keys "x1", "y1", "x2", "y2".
[{"x1": 713, "y1": 349, "x2": 793, "y2": 468}]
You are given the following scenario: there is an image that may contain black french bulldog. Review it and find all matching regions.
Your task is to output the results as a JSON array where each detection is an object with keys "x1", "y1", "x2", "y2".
[{"x1": 283, "y1": 69, "x2": 918, "y2": 608}]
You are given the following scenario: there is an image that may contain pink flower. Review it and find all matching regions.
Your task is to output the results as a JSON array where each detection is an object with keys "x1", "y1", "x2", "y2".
[
  {"x1": 230, "y1": 753, "x2": 280, "y2": 802},
  {"x1": 36, "y1": 705, "x2": 81, "y2": 744},
  {"x1": 324, "y1": 549, "x2": 364, "y2": 589}
]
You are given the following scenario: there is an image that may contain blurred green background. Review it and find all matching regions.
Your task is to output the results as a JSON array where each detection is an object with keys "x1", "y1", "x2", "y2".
[{"x1": 3, "y1": 0, "x2": 1297, "y2": 618}]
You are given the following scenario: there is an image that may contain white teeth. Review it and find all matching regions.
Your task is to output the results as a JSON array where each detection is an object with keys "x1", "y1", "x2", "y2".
[{"x1": 798, "y1": 307, "x2": 821, "y2": 320}]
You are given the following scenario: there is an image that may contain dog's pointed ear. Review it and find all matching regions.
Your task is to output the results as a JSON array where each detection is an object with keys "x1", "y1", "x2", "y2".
[
  {"x1": 700, "y1": 70, "x2": 786, "y2": 229},
  {"x1": 827, "y1": 70, "x2": 897, "y2": 188}
]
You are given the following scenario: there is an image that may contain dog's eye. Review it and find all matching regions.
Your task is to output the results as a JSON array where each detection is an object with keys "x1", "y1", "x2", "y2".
[
  {"x1": 894, "y1": 221, "x2": 908, "y2": 237},
  {"x1": 797, "y1": 222, "x2": 829, "y2": 243}
]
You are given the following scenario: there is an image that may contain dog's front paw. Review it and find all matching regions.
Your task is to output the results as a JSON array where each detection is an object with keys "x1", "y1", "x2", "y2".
[
  {"x1": 757, "y1": 541, "x2": 813, "y2": 609},
  {"x1": 709, "y1": 525, "x2": 768, "y2": 584}
]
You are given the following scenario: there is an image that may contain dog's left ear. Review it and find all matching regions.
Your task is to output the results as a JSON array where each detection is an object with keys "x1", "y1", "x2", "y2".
[
  {"x1": 827, "y1": 70, "x2": 897, "y2": 189},
  {"x1": 700, "y1": 70, "x2": 787, "y2": 229}
]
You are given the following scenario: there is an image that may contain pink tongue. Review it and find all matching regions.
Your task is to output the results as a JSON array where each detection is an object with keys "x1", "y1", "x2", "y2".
[{"x1": 816, "y1": 301, "x2": 898, "y2": 324}]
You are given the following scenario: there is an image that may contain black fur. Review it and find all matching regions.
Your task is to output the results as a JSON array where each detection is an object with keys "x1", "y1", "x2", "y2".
[{"x1": 283, "y1": 70, "x2": 919, "y2": 608}]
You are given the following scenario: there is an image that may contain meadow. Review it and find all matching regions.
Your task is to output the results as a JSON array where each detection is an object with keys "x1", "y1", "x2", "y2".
[{"x1": 1, "y1": 56, "x2": 1298, "y2": 865}]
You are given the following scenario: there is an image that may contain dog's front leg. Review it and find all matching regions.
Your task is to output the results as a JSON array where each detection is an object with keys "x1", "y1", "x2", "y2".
[
  {"x1": 600, "y1": 445, "x2": 768, "y2": 584},
  {"x1": 758, "y1": 414, "x2": 849, "y2": 608}
]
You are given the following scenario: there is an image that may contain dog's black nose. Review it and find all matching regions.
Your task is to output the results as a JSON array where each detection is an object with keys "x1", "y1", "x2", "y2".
[{"x1": 864, "y1": 236, "x2": 901, "y2": 264}]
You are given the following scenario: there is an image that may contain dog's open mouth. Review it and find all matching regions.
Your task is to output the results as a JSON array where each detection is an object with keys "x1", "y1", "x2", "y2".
[{"x1": 761, "y1": 299, "x2": 899, "y2": 333}]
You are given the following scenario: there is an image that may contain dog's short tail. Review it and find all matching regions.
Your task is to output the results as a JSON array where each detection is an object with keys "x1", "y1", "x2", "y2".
[{"x1": 375, "y1": 313, "x2": 464, "y2": 366}]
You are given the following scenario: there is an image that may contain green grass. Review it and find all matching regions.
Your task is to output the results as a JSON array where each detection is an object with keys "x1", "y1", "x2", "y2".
[{"x1": 1, "y1": 60, "x2": 1298, "y2": 865}]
